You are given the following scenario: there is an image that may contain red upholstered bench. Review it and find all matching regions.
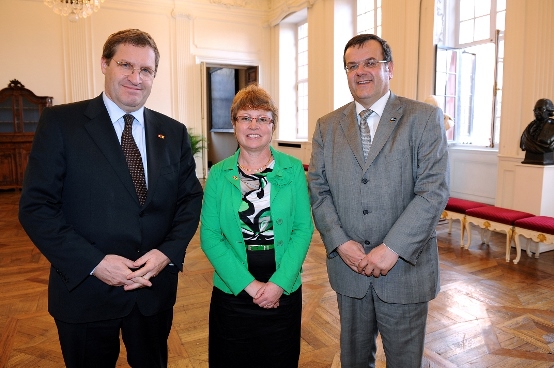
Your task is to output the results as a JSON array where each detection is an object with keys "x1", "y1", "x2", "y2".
[
  {"x1": 513, "y1": 216, "x2": 554, "y2": 264},
  {"x1": 441, "y1": 198, "x2": 490, "y2": 246},
  {"x1": 465, "y1": 206, "x2": 535, "y2": 263}
]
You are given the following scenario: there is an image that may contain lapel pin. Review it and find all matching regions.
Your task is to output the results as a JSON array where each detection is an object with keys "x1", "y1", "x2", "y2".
[
  {"x1": 390, "y1": 117, "x2": 397, "y2": 122},
  {"x1": 233, "y1": 176, "x2": 238, "y2": 180},
  {"x1": 158, "y1": 134, "x2": 165, "y2": 139}
]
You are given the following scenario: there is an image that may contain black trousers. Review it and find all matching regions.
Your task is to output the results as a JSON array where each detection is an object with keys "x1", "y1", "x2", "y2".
[{"x1": 55, "y1": 304, "x2": 173, "y2": 368}]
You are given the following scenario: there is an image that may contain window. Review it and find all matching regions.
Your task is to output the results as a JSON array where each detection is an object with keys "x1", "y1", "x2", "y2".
[
  {"x1": 492, "y1": 30, "x2": 504, "y2": 146},
  {"x1": 357, "y1": 0, "x2": 381, "y2": 36},
  {"x1": 297, "y1": 22, "x2": 308, "y2": 139},
  {"x1": 277, "y1": 9, "x2": 308, "y2": 141},
  {"x1": 436, "y1": 0, "x2": 505, "y2": 146}
]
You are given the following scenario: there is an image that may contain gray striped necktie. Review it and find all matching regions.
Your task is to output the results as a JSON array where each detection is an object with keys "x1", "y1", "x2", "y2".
[
  {"x1": 359, "y1": 109, "x2": 373, "y2": 160},
  {"x1": 122, "y1": 114, "x2": 147, "y2": 205}
]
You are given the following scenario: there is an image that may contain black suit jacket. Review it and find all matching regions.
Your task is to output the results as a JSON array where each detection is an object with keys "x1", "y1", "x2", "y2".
[{"x1": 19, "y1": 94, "x2": 203, "y2": 323}]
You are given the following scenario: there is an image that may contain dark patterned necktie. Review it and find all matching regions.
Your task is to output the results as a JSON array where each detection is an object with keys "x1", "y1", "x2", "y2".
[
  {"x1": 359, "y1": 109, "x2": 373, "y2": 160},
  {"x1": 122, "y1": 114, "x2": 147, "y2": 205}
]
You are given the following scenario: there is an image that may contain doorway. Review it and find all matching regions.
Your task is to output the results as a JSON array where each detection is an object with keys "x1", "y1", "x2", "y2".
[{"x1": 201, "y1": 62, "x2": 258, "y2": 176}]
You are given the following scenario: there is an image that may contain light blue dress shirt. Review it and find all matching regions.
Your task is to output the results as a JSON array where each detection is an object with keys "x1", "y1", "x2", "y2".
[{"x1": 102, "y1": 92, "x2": 148, "y2": 187}]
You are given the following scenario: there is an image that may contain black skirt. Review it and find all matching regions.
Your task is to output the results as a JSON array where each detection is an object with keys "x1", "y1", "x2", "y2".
[{"x1": 208, "y1": 249, "x2": 302, "y2": 368}]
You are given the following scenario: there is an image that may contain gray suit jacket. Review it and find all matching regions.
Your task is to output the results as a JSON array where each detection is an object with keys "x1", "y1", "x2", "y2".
[{"x1": 308, "y1": 92, "x2": 449, "y2": 304}]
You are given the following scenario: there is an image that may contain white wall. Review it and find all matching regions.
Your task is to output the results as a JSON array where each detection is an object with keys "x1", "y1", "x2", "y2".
[{"x1": 1, "y1": 0, "x2": 65, "y2": 103}]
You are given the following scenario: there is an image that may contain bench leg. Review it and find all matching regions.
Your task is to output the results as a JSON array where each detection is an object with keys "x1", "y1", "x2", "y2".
[
  {"x1": 505, "y1": 233, "x2": 511, "y2": 263},
  {"x1": 460, "y1": 217, "x2": 467, "y2": 246},
  {"x1": 513, "y1": 234, "x2": 521, "y2": 264},
  {"x1": 526, "y1": 238, "x2": 533, "y2": 258},
  {"x1": 465, "y1": 223, "x2": 472, "y2": 249}
]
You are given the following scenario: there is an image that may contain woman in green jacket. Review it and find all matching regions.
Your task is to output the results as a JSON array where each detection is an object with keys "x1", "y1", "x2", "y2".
[{"x1": 200, "y1": 84, "x2": 313, "y2": 368}]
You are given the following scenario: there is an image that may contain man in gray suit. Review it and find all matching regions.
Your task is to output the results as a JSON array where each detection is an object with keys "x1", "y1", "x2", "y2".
[{"x1": 308, "y1": 34, "x2": 449, "y2": 367}]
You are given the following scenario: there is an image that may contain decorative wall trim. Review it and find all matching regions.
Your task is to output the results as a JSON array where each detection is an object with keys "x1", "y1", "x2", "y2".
[
  {"x1": 62, "y1": 19, "x2": 94, "y2": 102},
  {"x1": 268, "y1": 0, "x2": 317, "y2": 27}
]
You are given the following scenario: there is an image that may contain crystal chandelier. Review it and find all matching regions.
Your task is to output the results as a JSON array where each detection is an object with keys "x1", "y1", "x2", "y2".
[{"x1": 44, "y1": 0, "x2": 105, "y2": 22}]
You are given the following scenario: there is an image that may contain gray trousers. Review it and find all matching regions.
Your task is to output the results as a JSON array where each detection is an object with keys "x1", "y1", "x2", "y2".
[{"x1": 337, "y1": 285, "x2": 429, "y2": 368}]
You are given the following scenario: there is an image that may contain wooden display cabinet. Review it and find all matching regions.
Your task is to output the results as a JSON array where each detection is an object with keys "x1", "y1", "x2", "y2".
[{"x1": 0, "y1": 80, "x2": 52, "y2": 189}]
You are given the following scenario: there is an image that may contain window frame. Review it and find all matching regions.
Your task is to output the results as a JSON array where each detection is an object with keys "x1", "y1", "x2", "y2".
[
  {"x1": 357, "y1": 0, "x2": 381, "y2": 36},
  {"x1": 296, "y1": 21, "x2": 308, "y2": 140},
  {"x1": 436, "y1": 0, "x2": 505, "y2": 147}
]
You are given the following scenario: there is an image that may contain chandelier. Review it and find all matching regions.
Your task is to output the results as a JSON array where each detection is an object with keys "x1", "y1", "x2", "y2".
[{"x1": 44, "y1": 0, "x2": 105, "y2": 22}]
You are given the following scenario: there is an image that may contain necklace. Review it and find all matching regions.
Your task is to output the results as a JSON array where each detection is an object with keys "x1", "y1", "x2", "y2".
[{"x1": 238, "y1": 154, "x2": 273, "y2": 173}]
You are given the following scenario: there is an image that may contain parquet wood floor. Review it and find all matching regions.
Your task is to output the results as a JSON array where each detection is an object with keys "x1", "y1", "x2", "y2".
[{"x1": 2, "y1": 188, "x2": 554, "y2": 367}]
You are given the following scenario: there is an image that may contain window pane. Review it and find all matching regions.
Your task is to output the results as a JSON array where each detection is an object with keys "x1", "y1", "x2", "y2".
[
  {"x1": 298, "y1": 51, "x2": 308, "y2": 66},
  {"x1": 459, "y1": 52, "x2": 476, "y2": 141},
  {"x1": 297, "y1": 81, "x2": 308, "y2": 139},
  {"x1": 475, "y1": 0, "x2": 491, "y2": 17},
  {"x1": 435, "y1": 73, "x2": 447, "y2": 96},
  {"x1": 496, "y1": 10, "x2": 505, "y2": 31},
  {"x1": 493, "y1": 89, "x2": 502, "y2": 143},
  {"x1": 296, "y1": 22, "x2": 308, "y2": 140},
  {"x1": 298, "y1": 23, "x2": 307, "y2": 38},
  {"x1": 459, "y1": 0, "x2": 475, "y2": 21},
  {"x1": 298, "y1": 64, "x2": 307, "y2": 80},
  {"x1": 459, "y1": 20, "x2": 474, "y2": 44},
  {"x1": 298, "y1": 38, "x2": 307, "y2": 53},
  {"x1": 357, "y1": 0, "x2": 370, "y2": 13},
  {"x1": 474, "y1": 15, "x2": 491, "y2": 41},
  {"x1": 358, "y1": 0, "x2": 380, "y2": 35}
]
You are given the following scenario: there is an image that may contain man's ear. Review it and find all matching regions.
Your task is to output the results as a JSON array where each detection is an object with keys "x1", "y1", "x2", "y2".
[{"x1": 101, "y1": 57, "x2": 109, "y2": 75}]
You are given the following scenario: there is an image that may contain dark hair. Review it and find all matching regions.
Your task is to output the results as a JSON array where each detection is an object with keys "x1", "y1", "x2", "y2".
[
  {"x1": 343, "y1": 34, "x2": 393, "y2": 68},
  {"x1": 230, "y1": 84, "x2": 278, "y2": 131},
  {"x1": 102, "y1": 29, "x2": 160, "y2": 74}
]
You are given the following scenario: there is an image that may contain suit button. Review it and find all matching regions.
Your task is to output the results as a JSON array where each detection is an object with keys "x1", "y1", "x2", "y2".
[
  {"x1": 277, "y1": 240, "x2": 283, "y2": 246},
  {"x1": 276, "y1": 219, "x2": 283, "y2": 225},
  {"x1": 362, "y1": 178, "x2": 368, "y2": 184},
  {"x1": 363, "y1": 210, "x2": 369, "y2": 215},
  {"x1": 364, "y1": 240, "x2": 370, "y2": 245}
]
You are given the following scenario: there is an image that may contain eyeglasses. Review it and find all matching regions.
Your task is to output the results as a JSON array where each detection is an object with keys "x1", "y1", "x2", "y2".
[
  {"x1": 345, "y1": 59, "x2": 388, "y2": 73},
  {"x1": 114, "y1": 60, "x2": 156, "y2": 80},
  {"x1": 236, "y1": 116, "x2": 273, "y2": 125}
]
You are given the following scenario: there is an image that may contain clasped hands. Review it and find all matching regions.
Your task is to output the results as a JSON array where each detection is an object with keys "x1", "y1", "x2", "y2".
[
  {"x1": 92, "y1": 249, "x2": 170, "y2": 291},
  {"x1": 244, "y1": 280, "x2": 284, "y2": 309},
  {"x1": 337, "y1": 241, "x2": 398, "y2": 277}
]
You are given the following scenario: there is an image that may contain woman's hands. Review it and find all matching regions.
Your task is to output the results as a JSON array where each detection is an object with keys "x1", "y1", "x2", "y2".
[{"x1": 244, "y1": 280, "x2": 283, "y2": 308}]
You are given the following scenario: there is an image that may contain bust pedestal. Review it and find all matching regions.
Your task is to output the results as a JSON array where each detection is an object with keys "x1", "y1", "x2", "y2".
[
  {"x1": 522, "y1": 151, "x2": 554, "y2": 165},
  {"x1": 513, "y1": 164, "x2": 554, "y2": 257},
  {"x1": 513, "y1": 164, "x2": 554, "y2": 217}
]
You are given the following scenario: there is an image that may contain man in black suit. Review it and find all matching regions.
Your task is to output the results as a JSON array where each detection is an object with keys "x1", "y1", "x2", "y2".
[{"x1": 19, "y1": 29, "x2": 203, "y2": 368}]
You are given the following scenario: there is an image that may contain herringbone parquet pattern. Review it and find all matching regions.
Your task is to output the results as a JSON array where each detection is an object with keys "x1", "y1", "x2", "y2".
[{"x1": 2, "y1": 189, "x2": 554, "y2": 367}]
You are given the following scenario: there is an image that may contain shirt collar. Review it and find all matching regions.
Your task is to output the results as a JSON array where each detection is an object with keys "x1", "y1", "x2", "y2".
[
  {"x1": 355, "y1": 90, "x2": 391, "y2": 118},
  {"x1": 102, "y1": 92, "x2": 145, "y2": 126}
]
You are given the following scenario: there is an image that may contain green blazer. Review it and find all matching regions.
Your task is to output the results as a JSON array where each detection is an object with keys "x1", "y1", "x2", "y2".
[{"x1": 200, "y1": 147, "x2": 314, "y2": 295}]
